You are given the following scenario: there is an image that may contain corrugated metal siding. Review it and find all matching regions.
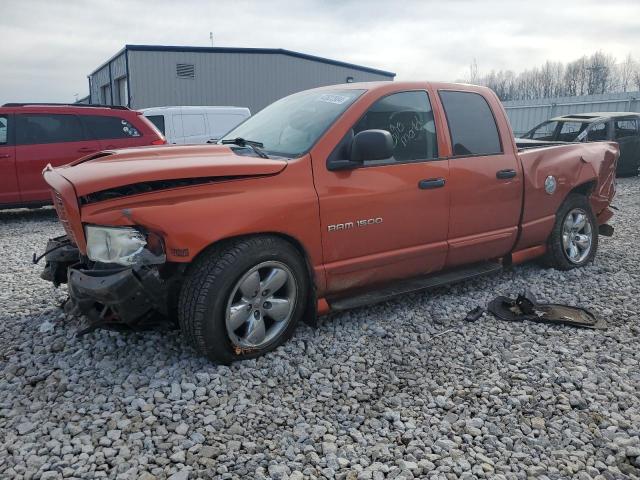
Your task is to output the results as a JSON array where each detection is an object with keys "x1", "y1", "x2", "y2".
[
  {"x1": 89, "y1": 52, "x2": 127, "y2": 105},
  {"x1": 127, "y1": 50, "x2": 391, "y2": 111},
  {"x1": 90, "y1": 66, "x2": 110, "y2": 102},
  {"x1": 504, "y1": 91, "x2": 640, "y2": 136},
  {"x1": 111, "y1": 54, "x2": 127, "y2": 79}
]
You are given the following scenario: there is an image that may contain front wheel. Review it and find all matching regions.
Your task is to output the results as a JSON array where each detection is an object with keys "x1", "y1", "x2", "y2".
[
  {"x1": 178, "y1": 236, "x2": 309, "y2": 364},
  {"x1": 542, "y1": 194, "x2": 598, "y2": 270}
]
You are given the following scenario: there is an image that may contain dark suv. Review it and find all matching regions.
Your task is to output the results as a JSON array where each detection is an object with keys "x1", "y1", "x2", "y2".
[
  {"x1": 0, "y1": 103, "x2": 166, "y2": 208},
  {"x1": 518, "y1": 112, "x2": 640, "y2": 176}
]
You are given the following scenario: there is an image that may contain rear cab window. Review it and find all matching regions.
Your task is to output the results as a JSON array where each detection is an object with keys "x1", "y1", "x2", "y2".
[
  {"x1": 614, "y1": 118, "x2": 638, "y2": 139},
  {"x1": 16, "y1": 114, "x2": 85, "y2": 145},
  {"x1": 439, "y1": 90, "x2": 502, "y2": 156},
  {"x1": 146, "y1": 115, "x2": 166, "y2": 135},
  {"x1": 82, "y1": 115, "x2": 141, "y2": 140}
]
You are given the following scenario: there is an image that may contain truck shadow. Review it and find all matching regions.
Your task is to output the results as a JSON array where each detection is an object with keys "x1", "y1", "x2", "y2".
[{"x1": 0, "y1": 206, "x2": 57, "y2": 223}]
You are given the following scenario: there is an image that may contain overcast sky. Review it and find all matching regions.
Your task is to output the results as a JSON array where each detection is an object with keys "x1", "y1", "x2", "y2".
[{"x1": 2, "y1": 0, "x2": 640, "y2": 103}]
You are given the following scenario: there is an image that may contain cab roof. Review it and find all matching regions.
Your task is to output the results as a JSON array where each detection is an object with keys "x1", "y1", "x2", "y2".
[{"x1": 551, "y1": 112, "x2": 640, "y2": 122}]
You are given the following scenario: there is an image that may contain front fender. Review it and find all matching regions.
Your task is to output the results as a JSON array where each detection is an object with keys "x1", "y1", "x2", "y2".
[{"x1": 78, "y1": 156, "x2": 326, "y2": 291}]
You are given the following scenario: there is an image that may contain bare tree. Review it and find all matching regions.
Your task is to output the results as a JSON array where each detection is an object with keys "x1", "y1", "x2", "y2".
[
  {"x1": 585, "y1": 51, "x2": 616, "y2": 94},
  {"x1": 468, "y1": 58, "x2": 479, "y2": 84},
  {"x1": 634, "y1": 67, "x2": 640, "y2": 91},
  {"x1": 474, "y1": 51, "x2": 640, "y2": 101},
  {"x1": 617, "y1": 53, "x2": 636, "y2": 92}
]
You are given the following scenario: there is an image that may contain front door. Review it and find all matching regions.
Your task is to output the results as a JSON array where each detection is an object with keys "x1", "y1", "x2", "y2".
[
  {"x1": 312, "y1": 91, "x2": 450, "y2": 294},
  {"x1": 14, "y1": 113, "x2": 101, "y2": 203},
  {"x1": 0, "y1": 114, "x2": 19, "y2": 205},
  {"x1": 613, "y1": 117, "x2": 640, "y2": 175},
  {"x1": 437, "y1": 90, "x2": 522, "y2": 267}
]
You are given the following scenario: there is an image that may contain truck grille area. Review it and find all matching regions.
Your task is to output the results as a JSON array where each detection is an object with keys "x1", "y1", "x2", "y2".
[{"x1": 52, "y1": 191, "x2": 77, "y2": 245}]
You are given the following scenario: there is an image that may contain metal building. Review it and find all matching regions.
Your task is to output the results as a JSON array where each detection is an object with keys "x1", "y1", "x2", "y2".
[
  {"x1": 87, "y1": 45, "x2": 395, "y2": 112},
  {"x1": 503, "y1": 91, "x2": 640, "y2": 136}
]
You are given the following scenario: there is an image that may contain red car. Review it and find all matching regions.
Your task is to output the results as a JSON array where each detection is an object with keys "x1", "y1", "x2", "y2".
[{"x1": 0, "y1": 103, "x2": 165, "y2": 208}]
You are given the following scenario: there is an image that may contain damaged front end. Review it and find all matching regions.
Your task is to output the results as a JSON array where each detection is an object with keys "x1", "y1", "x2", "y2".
[{"x1": 39, "y1": 229, "x2": 178, "y2": 335}]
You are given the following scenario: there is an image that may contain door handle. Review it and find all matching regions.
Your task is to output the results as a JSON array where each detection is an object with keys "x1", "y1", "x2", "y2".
[
  {"x1": 77, "y1": 147, "x2": 97, "y2": 153},
  {"x1": 418, "y1": 178, "x2": 446, "y2": 189},
  {"x1": 496, "y1": 169, "x2": 517, "y2": 179},
  {"x1": 0, "y1": 154, "x2": 10, "y2": 159}
]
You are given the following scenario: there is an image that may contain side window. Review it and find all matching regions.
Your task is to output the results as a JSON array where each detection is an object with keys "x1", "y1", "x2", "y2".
[
  {"x1": 587, "y1": 123, "x2": 607, "y2": 141},
  {"x1": 353, "y1": 91, "x2": 437, "y2": 162},
  {"x1": 146, "y1": 115, "x2": 165, "y2": 135},
  {"x1": 528, "y1": 121, "x2": 558, "y2": 140},
  {"x1": 558, "y1": 122, "x2": 586, "y2": 141},
  {"x1": 182, "y1": 114, "x2": 206, "y2": 138},
  {"x1": 614, "y1": 119, "x2": 638, "y2": 139},
  {"x1": 82, "y1": 115, "x2": 141, "y2": 140},
  {"x1": 439, "y1": 91, "x2": 502, "y2": 156},
  {"x1": 16, "y1": 114, "x2": 84, "y2": 145},
  {"x1": 0, "y1": 116, "x2": 7, "y2": 145}
]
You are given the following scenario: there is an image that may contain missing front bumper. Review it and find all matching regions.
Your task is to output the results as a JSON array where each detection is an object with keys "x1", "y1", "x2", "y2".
[
  {"x1": 67, "y1": 265, "x2": 168, "y2": 332},
  {"x1": 39, "y1": 235, "x2": 173, "y2": 332}
]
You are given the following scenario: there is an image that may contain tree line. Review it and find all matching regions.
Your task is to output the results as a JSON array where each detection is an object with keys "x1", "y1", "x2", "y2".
[{"x1": 465, "y1": 52, "x2": 640, "y2": 101}]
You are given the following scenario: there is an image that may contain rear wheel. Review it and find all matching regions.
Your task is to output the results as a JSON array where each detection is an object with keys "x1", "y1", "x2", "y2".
[
  {"x1": 616, "y1": 157, "x2": 639, "y2": 177},
  {"x1": 178, "y1": 236, "x2": 309, "y2": 364},
  {"x1": 542, "y1": 194, "x2": 598, "y2": 270}
]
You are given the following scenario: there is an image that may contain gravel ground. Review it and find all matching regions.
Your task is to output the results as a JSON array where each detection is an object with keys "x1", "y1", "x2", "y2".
[{"x1": 1, "y1": 178, "x2": 639, "y2": 480}]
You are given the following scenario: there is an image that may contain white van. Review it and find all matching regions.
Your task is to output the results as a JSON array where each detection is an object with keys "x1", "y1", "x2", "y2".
[{"x1": 141, "y1": 106, "x2": 251, "y2": 145}]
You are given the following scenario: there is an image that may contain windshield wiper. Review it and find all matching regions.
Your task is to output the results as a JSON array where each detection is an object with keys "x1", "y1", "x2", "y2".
[{"x1": 221, "y1": 137, "x2": 269, "y2": 159}]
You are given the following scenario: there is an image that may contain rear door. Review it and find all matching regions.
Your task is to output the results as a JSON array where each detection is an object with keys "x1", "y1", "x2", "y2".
[
  {"x1": 171, "y1": 113, "x2": 185, "y2": 144},
  {"x1": 14, "y1": 113, "x2": 101, "y2": 203},
  {"x1": 313, "y1": 90, "x2": 450, "y2": 293},
  {"x1": 0, "y1": 113, "x2": 19, "y2": 205},
  {"x1": 437, "y1": 89, "x2": 522, "y2": 267},
  {"x1": 81, "y1": 114, "x2": 147, "y2": 150},
  {"x1": 181, "y1": 113, "x2": 208, "y2": 144},
  {"x1": 613, "y1": 117, "x2": 640, "y2": 175}
]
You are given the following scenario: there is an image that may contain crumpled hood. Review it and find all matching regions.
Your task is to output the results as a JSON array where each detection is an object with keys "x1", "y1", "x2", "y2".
[{"x1": 55, "y1": 144, "x2": 287, "y2": 197}]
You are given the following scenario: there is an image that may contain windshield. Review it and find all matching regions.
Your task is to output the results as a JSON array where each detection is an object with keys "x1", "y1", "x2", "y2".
[
  {"x1": 221, "y1": 89, "x2": 365, "y2": 157},
  {"x1": 524, "y1": 120, "x2": 590, "y2": 142}
]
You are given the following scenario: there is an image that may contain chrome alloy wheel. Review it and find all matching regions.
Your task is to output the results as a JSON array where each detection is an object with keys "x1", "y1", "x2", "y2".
[
  {"x1": 225, "y1": 261, "x2": 297, "y2": 348},
  {"x1": 561, "y1": 208, "x2": 593, "y2": 264}
]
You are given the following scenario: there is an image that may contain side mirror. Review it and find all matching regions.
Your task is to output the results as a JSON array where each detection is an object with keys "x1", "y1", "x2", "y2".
[
  {"x1": 351, "y1": 129, "x2": 393, "y2": 162},
  {"x1": 327, "y1": 129, "x2": 394, "y2": 171}
]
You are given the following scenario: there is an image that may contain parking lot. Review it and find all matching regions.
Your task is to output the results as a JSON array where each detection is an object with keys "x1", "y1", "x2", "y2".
[{"x1": 0, "y1": 177, "x2": 638, "y2": 479}]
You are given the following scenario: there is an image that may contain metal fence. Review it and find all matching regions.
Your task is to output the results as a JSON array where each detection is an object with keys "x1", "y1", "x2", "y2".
[{"x1": 503, "y1": 91, "x2": 640, "y2": 136}]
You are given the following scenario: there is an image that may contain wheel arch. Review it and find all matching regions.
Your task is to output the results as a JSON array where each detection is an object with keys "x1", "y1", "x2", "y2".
[
  {"x1": 568, "y1": 179, "x2": 596, "y2": 198},
  {"x1": 186, "y1": 231, "x2": 320, "y2": 325}
]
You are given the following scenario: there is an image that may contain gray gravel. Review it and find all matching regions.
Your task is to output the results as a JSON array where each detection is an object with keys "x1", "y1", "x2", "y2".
[{"x1": 1, "y1": 178, "x2": 639, "y2": 480}]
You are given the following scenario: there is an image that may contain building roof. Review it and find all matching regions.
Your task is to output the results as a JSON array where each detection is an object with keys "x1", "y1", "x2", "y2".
[{"x1": 90, "y1": 44, "x2": 396, "y2": 78}]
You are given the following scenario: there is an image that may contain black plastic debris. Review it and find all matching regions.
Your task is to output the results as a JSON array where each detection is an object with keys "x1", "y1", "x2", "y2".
[
  {"x1": 464, "y1": 306, "x2": 484, "y2": 322},
  {"x1": 487, "y1": 291, "x2": 606, "y2": 329}
]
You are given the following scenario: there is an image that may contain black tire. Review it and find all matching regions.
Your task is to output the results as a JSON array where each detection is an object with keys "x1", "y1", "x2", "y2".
[
  {"x1": 178, "y1": 236, "x2": 309, "y2": 364},
  {"x1": 616, "y1": 158, "x2": 639, "y2": 177},
  {"x1": 541, "y1": 193, "x2": 598, "y2": 271}
]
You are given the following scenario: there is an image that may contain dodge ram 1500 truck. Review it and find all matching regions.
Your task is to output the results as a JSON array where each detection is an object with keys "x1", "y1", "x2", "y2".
[{"x1": 39, "y1": 82, "x2": 618, "y2": 363}]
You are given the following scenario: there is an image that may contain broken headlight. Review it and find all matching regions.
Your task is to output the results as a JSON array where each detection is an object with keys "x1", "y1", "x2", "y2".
[{"x1": 85, "y1": 225, "x2": 158, "y2": 266}]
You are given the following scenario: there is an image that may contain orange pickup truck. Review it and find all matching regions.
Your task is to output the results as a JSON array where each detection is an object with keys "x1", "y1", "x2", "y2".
[{"x1": 40, "y1": 82, "x2": 618, "y2": 363}]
